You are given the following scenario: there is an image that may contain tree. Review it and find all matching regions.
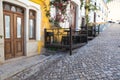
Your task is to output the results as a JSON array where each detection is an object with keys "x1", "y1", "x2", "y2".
[
  {"x1": 82, "y1": 0, "x2": 98, "y2": 25},
  {"x1": 106, "y1": 0, "x2": 113, "y2": 3}
]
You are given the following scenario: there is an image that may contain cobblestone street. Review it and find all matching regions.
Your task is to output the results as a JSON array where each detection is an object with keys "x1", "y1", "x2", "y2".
[{"x1": 7, "y1": 23, "x2": 120, "y2": 80}]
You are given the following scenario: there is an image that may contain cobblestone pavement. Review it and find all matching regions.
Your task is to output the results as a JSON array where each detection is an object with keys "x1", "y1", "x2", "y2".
[{"x1": 7, "y1": 24, "x2": 120, "y2": 80}]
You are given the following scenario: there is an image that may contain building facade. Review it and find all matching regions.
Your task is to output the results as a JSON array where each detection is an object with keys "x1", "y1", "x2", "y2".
[
  {"x1": 50, "y1": 0, "x2": 81, "y2": 30},
  {"x1": 107, "y1": 0, "x2": 120, "y2": 22},
  {"x1": 0, "y1": 0, "x2": 43, "y2": 62},
  {"x1": 89, "y1": 0, "x2": 108, "y2": 24},
  {"x1": 0, "y1": 0, "x2": 108, "y2": 62}
]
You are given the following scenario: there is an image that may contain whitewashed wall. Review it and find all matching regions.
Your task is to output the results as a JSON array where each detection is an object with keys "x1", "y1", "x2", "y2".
[
  {"x1": 89, "y1": 0, "x2": 108, "y2": 23},
  {"x1": 0, "y1": 0, "x2": 42, "y2": 62},
  {"x1": 107, "y1": 0, "x2": 120, "y2": 22},
  {"x1": 50, "y1": 0, "x2": 81, "y2": 30}
]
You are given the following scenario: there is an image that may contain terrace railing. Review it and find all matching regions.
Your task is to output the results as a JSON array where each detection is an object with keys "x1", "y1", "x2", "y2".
[
  {"x1": 88, "y1": 24, "x2": 100, "y2": 40},
  {"x1": 44, "y1": 23, "x2": 103, "y2": 55},
  {"x1": 44, "y1": 27, "x2": 88, "y2": 55}
]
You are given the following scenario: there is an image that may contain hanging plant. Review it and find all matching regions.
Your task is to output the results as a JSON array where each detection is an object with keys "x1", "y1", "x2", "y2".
[{"x1": 46, "y1": 0, "x2": 71, "y2": 27}]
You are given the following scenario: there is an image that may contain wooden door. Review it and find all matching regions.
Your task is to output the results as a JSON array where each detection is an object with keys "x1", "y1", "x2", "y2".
[
  {"x1": 14, "y1": 14, "x2": 24, "y2": 57},
  {"x1": 4, "y1": 11, "x2": 24, "y2": 60},
  {"x1": 70, "y1": 2, "x2": 77, "y2": 30},
  {"x1": 4, "y1": 12, "x2": 14, "y2": 59},
  {"x1": 81, "y1": 17, "x2": 85, "y2": 27}
]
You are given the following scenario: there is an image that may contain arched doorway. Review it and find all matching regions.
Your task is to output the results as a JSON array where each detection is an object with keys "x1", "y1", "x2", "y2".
[{"x1": 3, "y1": 2, "x2": 24, "y2": 59}]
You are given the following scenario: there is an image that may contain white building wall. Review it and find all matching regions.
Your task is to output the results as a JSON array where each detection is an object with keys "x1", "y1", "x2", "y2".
[
  {"x1": 71, "y1": 0, "x2": 81, "y2": 30},
  {"x1": 0, "y1": 0, "x2": 4, "y2": 62},
  {"x1": 89, "y1": 0, "x2": 108, "y2": 24},
  {"x1": 50, "y1": 0, "x2": 81, "y2": 30},
  {"x1": 0, "y1": 0, "x2": 41, "y2": 62},
  {"x1": 107, "y1": 0, "x2": 120, "y2": 22}
]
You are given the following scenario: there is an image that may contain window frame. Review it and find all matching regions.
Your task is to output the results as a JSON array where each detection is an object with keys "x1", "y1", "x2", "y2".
[
  {"x1": 29, "y1": 10, "x2": 36, "y2": 40},
  {"x1": 3, "y1": 2, "x2": 24, "y2": 14}
]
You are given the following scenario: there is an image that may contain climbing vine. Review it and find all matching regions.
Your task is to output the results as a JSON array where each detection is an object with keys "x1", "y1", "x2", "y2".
[
  {"x1": 80, "y1": 0, "x2": 98, "y2": 25},
  {"x1": 46, "y1": 0, "x2": 71, "y2": 27},
  {"x1": 46, "y1": 0, "x2": 99, "y2": 27}
]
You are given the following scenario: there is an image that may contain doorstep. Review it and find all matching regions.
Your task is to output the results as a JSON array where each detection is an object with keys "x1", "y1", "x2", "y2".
[{"x1": 0, "y1": 54, "x2": 52, "y2": 80}]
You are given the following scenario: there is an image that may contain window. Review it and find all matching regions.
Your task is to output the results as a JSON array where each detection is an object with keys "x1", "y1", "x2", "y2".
[
  {"x1": 4, "y1": 3, "x2": 10, "y2": 10},
  {"x1": 11, "y1": 6, "x2": 16, "y2": 12},
  {"x1": 3, "y1": 2, "x2": 24, "y2": 14},
  {"x1": 5, "y1": 15, "x2": 10, "y2": 38},
  {"x1": 29, "y1": 10, "x2": 36, "y2": 39}
]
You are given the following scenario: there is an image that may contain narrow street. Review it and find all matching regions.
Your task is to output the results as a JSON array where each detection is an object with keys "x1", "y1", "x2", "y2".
[
  {"x1": 0, "y1": 0, "x2": 120, "y2": 80},
  {"x1": 6, "y1": 23, "x2": 120, "y2": 80}
]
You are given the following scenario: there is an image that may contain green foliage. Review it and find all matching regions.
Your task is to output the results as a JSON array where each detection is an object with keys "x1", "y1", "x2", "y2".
[
  {"x1": 85, "y1": 3, "x2": 98, "y2": 11},
  {"x1": 45, "y1": 10, "x2": 50, "y2": 17},
  {"x1": 106, "y1": 0, "x2": 113, "y2": 3},
  {"x1": 80, "y1": 0, "x2": 84, "y2": 9},
  {"x1": 83, "y1": 0, "x2": 99, "y2": 25},
  {"x1": 0, "y1": 35, "x2": 3, "y2": 39},
  {"x1": 80, "y1": 0, "x2": 98, "y2": 11},
  {"x1": 85, "y1": 15, "x2": 89, "y2": 24},
  {"x1": 46, "y1": 0, "x2": 70, "y2": 27}
]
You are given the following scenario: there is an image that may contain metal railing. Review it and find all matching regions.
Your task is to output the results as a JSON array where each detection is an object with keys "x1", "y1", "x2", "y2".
[
  {"x1": 44, "y1": 27, "x2": 88, "y2": 55},
  {"x1": 44, "y1": 23, "x2": 106, "y2": 55}
]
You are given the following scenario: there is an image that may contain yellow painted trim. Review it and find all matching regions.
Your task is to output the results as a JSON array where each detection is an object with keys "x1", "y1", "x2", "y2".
[{"x1": 30, "y1": 0, "x2": 50, "y2": 54}]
